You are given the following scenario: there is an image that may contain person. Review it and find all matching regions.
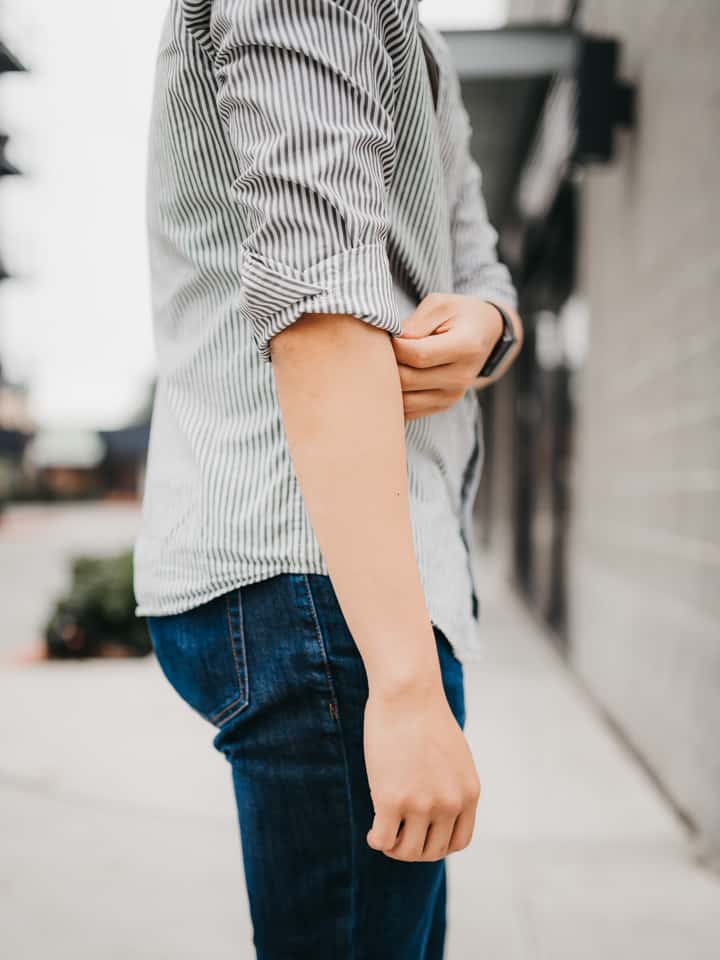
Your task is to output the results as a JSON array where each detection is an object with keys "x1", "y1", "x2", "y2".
[{"x1": 134, "y1": 0, "x2": 523, "y2": 956}]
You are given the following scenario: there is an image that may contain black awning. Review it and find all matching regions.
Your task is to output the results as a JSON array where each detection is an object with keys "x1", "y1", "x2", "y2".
[
  {"x1": 442, "y1": 25, "x2": 634, "y2": 231},
  {"x1": 0, "y1": 40, "x2": 26, "y2": 74},
  {"x1": 442, "y1": 26, "x2": 578, "y2": 80},
  {"x1": 459, "y1": 74, "x2": 551, "y2": 228},
  {"x1": 442, "y1": 26, "x2": 578, "y2": 229},
  {"x1": 0, "y1": 134, "x2": 20, "y2": 176}
]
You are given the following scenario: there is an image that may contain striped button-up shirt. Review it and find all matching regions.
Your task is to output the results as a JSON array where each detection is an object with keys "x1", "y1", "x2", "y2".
[{"x1": 133, "y1": 0, "x2": 517, "y2": 661}]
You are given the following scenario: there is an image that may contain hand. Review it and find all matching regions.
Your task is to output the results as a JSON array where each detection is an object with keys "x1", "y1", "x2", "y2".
[
  {"x1": 364, "y1": 681, "x2": 481, "y2": 862},
  {"x1": 392, "y1": 293, "x2": 510, "y2": 420}
]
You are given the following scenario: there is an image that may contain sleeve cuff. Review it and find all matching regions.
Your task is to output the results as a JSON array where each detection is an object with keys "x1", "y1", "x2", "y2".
[
  {"x1": 455, "y1": 274, "x2": 518, "y2": 314},
  {"x1": 238, "y1": 243, "x2": 402, "y2": 361}
]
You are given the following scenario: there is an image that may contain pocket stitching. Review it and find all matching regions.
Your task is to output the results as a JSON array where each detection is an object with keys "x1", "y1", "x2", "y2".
[
  {"x1": 228, "y1": 588, "x2": 247, "y2": 702},
  {"x1": 206, "y1": 590, "x2": 249, "y2": 725},
  {"x1": 300, "y1": 574, "x2": 341, "y2": 722}
]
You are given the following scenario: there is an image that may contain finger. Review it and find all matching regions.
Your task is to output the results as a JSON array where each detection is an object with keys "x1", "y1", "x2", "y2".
[
  {"x1": 447, "y1": 805, "x2": 477, "y2": 854},
  {"x1": 399, "y1": 295, "x2": 451, "y2": 339},
  {"x1": 367, "y1": 809, "x2": 402, "y2": 853},
  {"x1": 403, "y1": 390, "x2": 450, "y2": 420},
  {"x1": 397, "y1": 362, "x2": 459, "y2": 392},
  {"x1": 393, "y1": 332, "x2": 457, "y2": 369},
  {"x1": 384, "y1": 814, "x2": 431, "y2": 862},
  {"x1": 422, "y1": 815, "x2": 458, "y2": 862},
  {"x1": 403, "y1": 387, "x2": 464, "y2": 417}
]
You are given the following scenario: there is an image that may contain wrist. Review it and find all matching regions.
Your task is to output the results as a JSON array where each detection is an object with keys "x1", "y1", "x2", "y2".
[
  {"x1": 364, "y1": 629, "x2": 443, "y2": 702},
  {"x1": 369, "y1": 668, "x2": 444, "y2": 705}
]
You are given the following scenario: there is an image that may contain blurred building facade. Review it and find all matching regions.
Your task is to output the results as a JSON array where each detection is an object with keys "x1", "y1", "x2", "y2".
[
  {"x1": 0, "y1": 361, "x2": 31, "y2": 503},
  {"x1": 0, "y1": 35, "x2": 29, "y2": 508},
  {"x1": 458, "y1": 0, "x2": 719, "y2": 857}
]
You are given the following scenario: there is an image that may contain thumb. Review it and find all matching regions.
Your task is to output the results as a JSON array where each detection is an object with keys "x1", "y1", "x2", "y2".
[{"x1": 399, "y1": 296, "x2": 449, "y2": 339}]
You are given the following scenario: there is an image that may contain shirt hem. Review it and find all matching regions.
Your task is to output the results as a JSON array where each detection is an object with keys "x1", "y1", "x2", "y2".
[
  {"x1": 135, "y1": 558, "x2": 487, "y2": 665},
  {"x1": 134, "y1": 558, "x2": 329, "y2": 618}
]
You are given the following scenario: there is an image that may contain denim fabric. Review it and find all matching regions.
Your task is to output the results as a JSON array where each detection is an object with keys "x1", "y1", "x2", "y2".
[{"x1": 147, "y1": 573, "x2": 465, "y2": 959}]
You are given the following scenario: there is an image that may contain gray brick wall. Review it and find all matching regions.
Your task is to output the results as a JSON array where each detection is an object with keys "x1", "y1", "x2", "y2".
[{"x1": 507, "y1": 0, "x2": 720, "y2": 856}]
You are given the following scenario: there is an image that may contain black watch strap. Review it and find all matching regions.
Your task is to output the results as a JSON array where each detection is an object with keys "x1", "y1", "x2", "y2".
[{"x1": 478, "y1": 301, "x2": 515, "y2": 378}]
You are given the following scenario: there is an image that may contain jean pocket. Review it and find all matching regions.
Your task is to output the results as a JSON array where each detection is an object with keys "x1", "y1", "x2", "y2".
[{"x1": 147, "y1": 590, "x2": 249, "y2": 727}]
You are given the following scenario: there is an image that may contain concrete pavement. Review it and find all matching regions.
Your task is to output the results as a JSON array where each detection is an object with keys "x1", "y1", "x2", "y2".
[{"x1": 1, "y1": 503, "x2": 719, "y2": 957}]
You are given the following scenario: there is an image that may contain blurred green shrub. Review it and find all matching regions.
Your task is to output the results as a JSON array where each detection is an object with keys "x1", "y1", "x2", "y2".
[{"x1": 45, "y1": 551, "x2": 150, "y2": 659}]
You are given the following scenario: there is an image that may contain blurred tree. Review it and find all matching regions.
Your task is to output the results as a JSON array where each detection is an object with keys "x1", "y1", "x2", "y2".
[{"x1": 45, "y1": 551, "x2": 150, "y2": 659}]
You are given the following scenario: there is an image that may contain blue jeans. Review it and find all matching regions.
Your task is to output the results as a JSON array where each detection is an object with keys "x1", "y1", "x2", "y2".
[{"x1": 147, "y1": 573, "x2": 465, "y2": 959}]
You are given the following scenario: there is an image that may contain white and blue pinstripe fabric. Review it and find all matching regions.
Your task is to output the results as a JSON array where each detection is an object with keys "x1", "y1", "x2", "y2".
[{"x1": 134, "y1": 0, "x2": 516, "y2": 661}]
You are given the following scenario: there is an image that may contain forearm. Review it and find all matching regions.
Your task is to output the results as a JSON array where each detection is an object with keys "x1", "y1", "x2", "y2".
[{"x1": 271, "y1": 313, "x2": 441, "y2": 696}]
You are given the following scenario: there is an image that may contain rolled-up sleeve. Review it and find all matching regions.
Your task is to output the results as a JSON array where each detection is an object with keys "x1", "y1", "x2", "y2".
[
  {"x1": 445, "y1": 60, "x2": 518, "y2": 310},
  {"x1": 209, "y1": 0, "x2": 401, "y2": 360}
]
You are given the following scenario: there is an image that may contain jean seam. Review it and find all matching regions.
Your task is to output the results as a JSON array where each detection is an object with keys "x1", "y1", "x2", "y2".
[
  {"x1": 301, "y1": 574, "x2": 358, "y2": 959},
  {"x1": 207, "y1": 590, "x2": 249, "y2": 725},
  {"x1": 235, "y1": 587, "x2": 249, "y2": 706}
]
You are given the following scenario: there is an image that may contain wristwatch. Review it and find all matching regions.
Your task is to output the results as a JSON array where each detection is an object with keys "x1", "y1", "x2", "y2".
[{"x1": 477, "y1": 301, "x2": 516, "y2": 378}]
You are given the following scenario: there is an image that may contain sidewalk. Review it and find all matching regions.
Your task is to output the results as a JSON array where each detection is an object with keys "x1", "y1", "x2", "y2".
[{"x1": 1, "y1": 505, "x2": 719, "y2": 958}]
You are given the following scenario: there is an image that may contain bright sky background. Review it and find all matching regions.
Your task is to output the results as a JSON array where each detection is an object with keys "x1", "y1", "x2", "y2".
[{"x1": 0, "y1": 0, "x2": 507, "y2": 429}]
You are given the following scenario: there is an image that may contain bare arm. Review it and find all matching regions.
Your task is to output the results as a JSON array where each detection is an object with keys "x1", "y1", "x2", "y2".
[
  {"x1": 271, "y1": 313, "x2": 437, "y2": 691},
  {"x1": 272, "y1": 313, "x2": 480, "y2": 862}
]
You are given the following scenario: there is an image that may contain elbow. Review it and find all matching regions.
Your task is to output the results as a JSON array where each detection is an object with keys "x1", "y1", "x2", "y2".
[{"x1": 270, "y1": 312, "x2": 390, "y2": 370}]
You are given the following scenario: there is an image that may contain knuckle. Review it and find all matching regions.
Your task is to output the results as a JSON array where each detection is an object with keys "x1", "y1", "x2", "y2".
[
  {"x1": 409, "y1": 795, "x2": 433, "y2": 816},
  {"x1": 434, "y1": 793, "x2": 463, "y2": 816},
  {"x1": 465, "y1": 779, "x2": 482, "y2": 804},
  {"x1": 377, "y1": 796, "x2": 403, "y2": 816}
]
